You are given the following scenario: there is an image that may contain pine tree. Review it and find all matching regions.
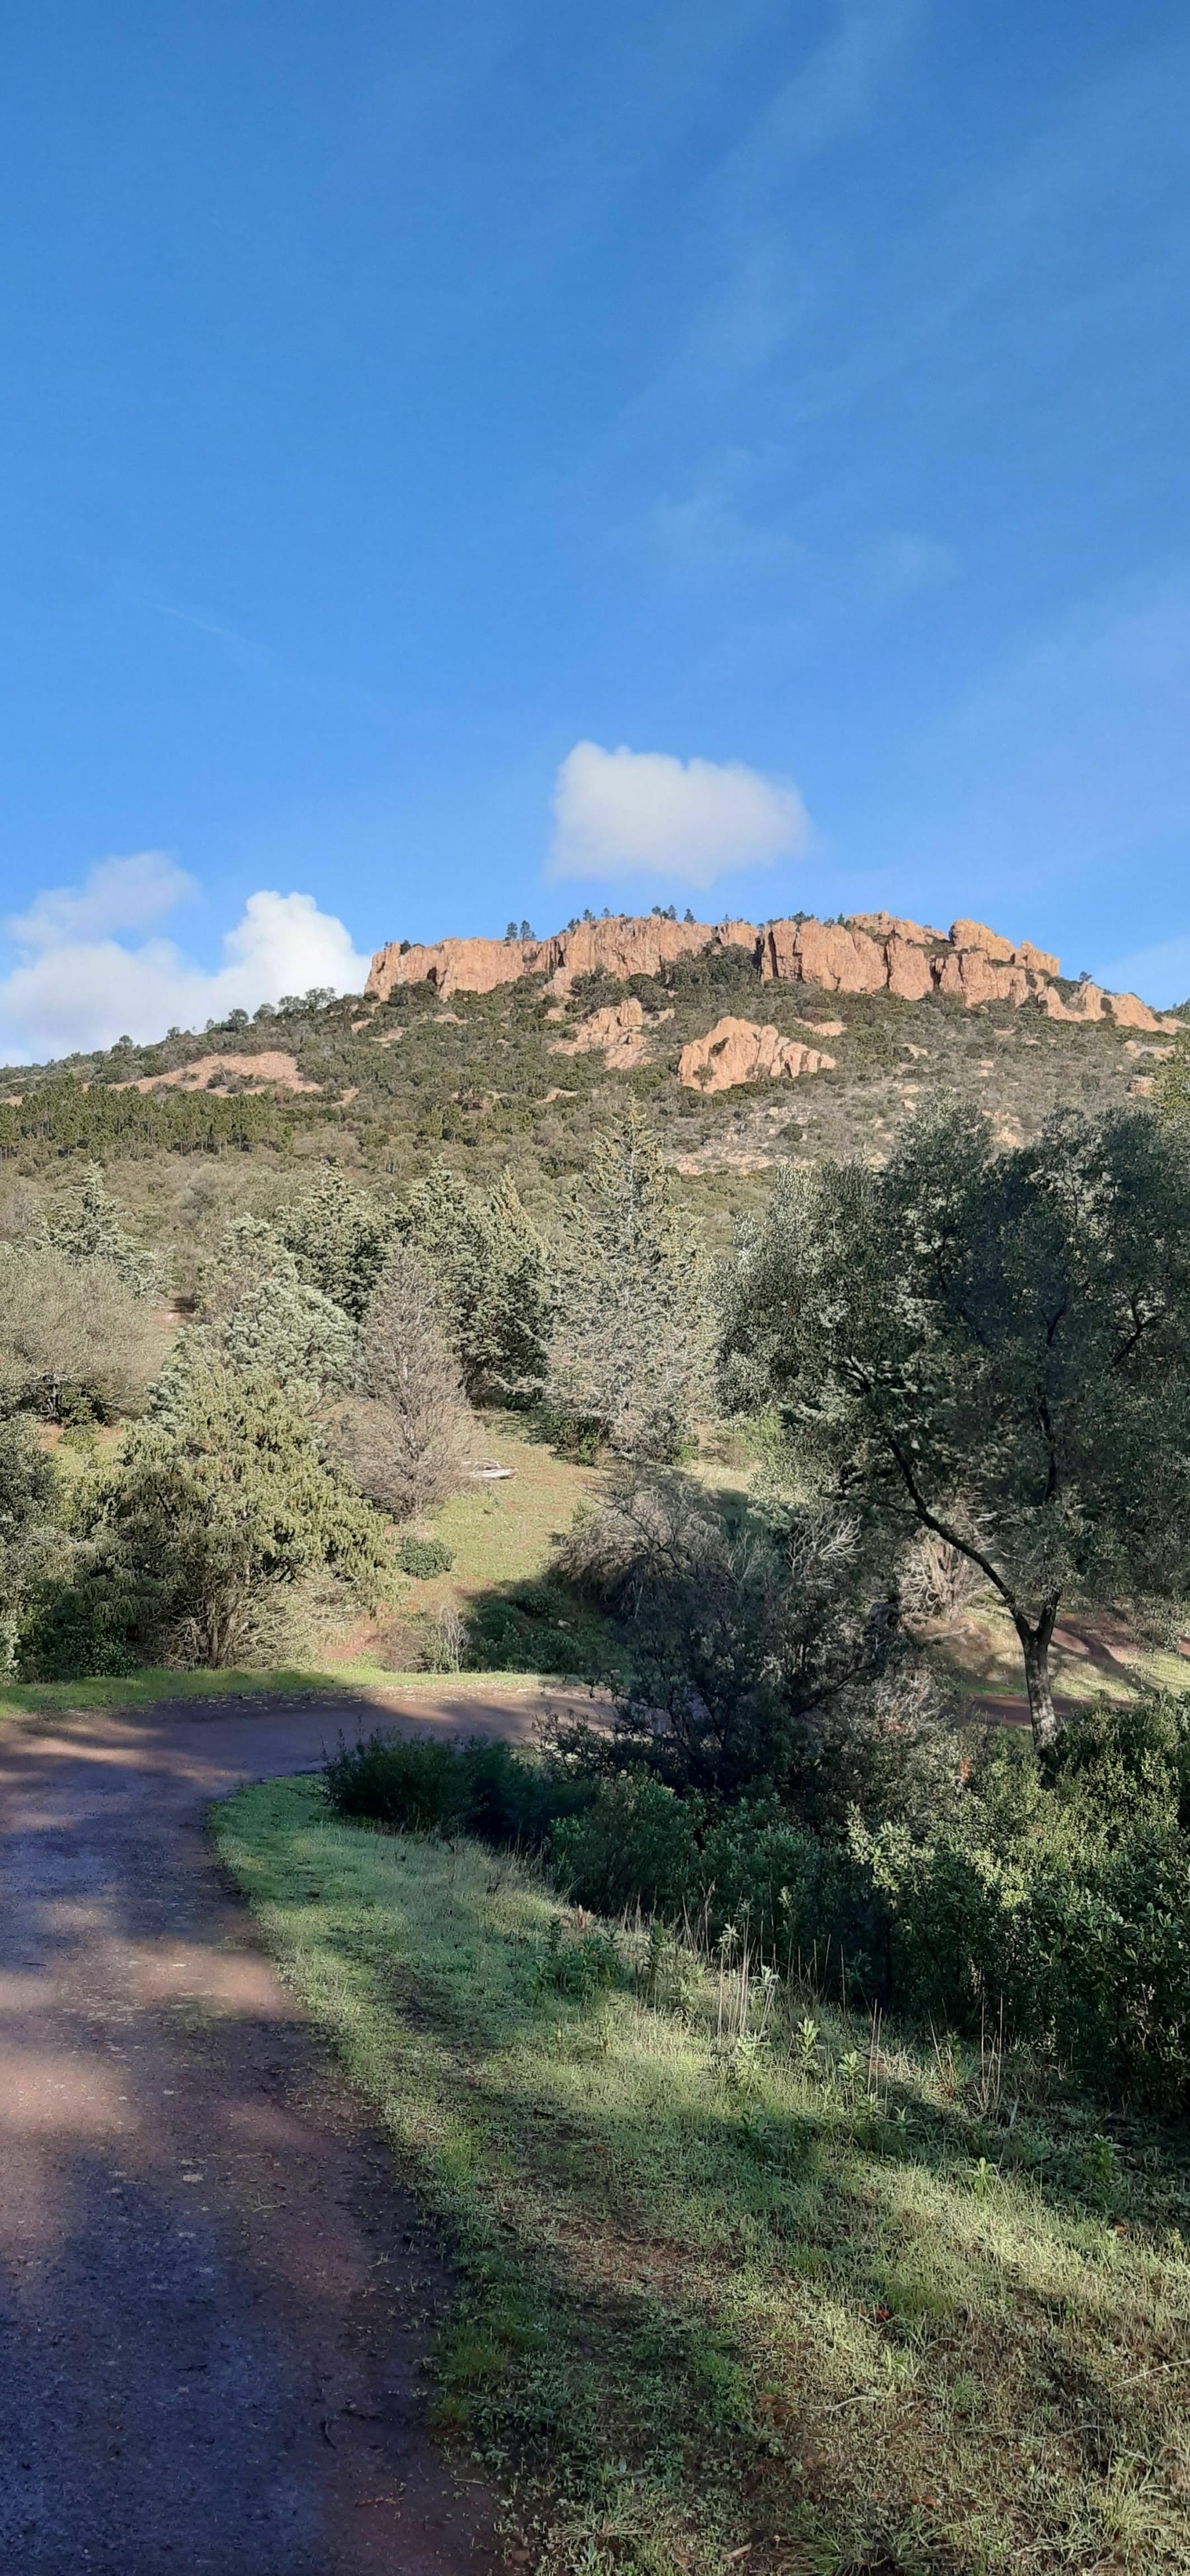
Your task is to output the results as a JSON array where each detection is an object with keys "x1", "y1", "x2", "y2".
[
  {"x1": 36, "y1": 1165, "x2": 157, "y2": 1295},
  {"x1": 402, "y1": 1166, "x2": 550, "y2": 1402},
  {"x1": 547, "y1": 1106, "x2": 711, "y2": 1460},
  {"x1": 274, "y1": 1170, "x2": 396, "y2": 1320}
]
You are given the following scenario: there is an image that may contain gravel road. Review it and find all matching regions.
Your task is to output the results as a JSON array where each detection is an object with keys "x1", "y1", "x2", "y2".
[{"x1": 0, "y1": 1689, "x2": 554, "y2": 2576}]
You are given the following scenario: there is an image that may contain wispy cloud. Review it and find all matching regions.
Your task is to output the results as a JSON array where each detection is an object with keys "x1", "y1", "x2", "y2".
[
  {"x1": 7, "y1": 851, "x2": 198, "y2": 949},
  {"x1": 1095, "y1": 934, "x2": 1190, "y2": 1012}
]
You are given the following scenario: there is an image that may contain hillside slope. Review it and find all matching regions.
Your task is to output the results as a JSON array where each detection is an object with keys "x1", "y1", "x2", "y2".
[{"x1": 1, "y1": 908, "x2": 1181, "y2": 1251}]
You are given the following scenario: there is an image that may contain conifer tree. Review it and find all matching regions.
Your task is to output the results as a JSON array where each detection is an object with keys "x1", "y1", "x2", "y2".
[{"x1": 547, "y1": 1106, "x2": 710, "y2": 1461}]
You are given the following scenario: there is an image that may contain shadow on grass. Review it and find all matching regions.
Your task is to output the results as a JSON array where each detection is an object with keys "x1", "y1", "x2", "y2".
[{"x1": 216, "y1": 1782, "x2": 1190, "y2": 2576}]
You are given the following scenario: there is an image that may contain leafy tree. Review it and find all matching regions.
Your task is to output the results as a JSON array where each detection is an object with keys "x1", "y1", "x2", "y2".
[
  {"x1": 80, "y1": 1342, "x2": 394, "y2": 1666},
  {"x1": 721, "y1": 1100, "x2": 1190, "y2": 1749},
  {"x1": 332, "y1": 1240, "x2": 473, "y2": 1521},
  {"x1": 0, "y1": 1244, "x2": 162, "y2": 1420},
  {"x1": 1152, "y1": 1025, "x2": 1190, "y2": 1129},
  {"x1": 34, "y1": 1164, "x2": 157, "y2": 1293},
  {"x1": 557, "y1": 1470, "x2": 941, "y2": 1825},
  {"x1": 547, "y1": 1106, "x2": 711, "y2": 1461},
  {"x1": 402, "y1": 1165, "x2": 550, "y2": 1402},
  {"x1": 274, "y1": 1170, "x2": 395, "y2": 1320},
  {"x1": 0, "y1": 1417, "x2": 58, "y2": 1672}
]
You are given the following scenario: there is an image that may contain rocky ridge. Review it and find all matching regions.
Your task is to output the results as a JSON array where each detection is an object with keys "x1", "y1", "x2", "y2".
[{"x1": 368, "y1": 911, "x2": 1175, "y2": 1033}]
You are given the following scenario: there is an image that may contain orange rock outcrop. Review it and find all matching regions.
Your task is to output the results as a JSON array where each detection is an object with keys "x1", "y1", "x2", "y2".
[
  {"x1": 116, "y1": 1051, "x2": 321, "y2": 1096},
  {"x1": 366, "y1": 910, "x2": 1176, "y2": 1030},
  {"x1": 678, "y1": 1017, "x2": 836, "y2": 1094},
  {"x1": 549, "y1": 997, "x2": 672, "y2": 1069}
]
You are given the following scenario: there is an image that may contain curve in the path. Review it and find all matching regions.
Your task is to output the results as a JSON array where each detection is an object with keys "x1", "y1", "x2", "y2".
[{"x1": 0, "y1": 1687, "x2": 559, "y2": 2576}]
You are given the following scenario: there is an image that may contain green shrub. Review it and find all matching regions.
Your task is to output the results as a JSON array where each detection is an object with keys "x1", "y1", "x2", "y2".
[
  {"x1": 550, "y1": 1776, "x2": 702, "y2": 1916},
  {"x1": 323, "y1": 1693, "x2": 1190, "y2": 2112},
  {"x1": 397, "y1": 1534, "x2": 454, "y2": 1577},
  {"x1": 323, "y1": 1733, "x2": 473, "y2": 1834},
  {"x1": 323, "y1": 1729, "x2": 592, "y2": 1849}
]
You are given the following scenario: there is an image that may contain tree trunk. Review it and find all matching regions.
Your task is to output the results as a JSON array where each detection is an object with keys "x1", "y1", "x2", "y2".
[{"x1": 1015, "y1": 1603, "x2": 1060, "y2": 1753}]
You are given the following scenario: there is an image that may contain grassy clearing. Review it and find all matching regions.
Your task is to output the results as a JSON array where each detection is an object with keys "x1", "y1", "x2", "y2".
[
  {"x1": 216, "y1": 1777, "x2": 1190, "y2": 2576},
  {"x1": 0, "y1": 1661, "x2": 563, "y2": 1722},
  {"x1": 924, "y1": 1600, "x2": 1190, "y2": 1715}
]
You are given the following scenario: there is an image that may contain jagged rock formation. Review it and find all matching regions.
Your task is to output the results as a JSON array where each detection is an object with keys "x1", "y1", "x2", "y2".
[
  {"x1": 679, "y1": 1018, "x2": 836, "y2": 1094},
  {"x1": 366, "y1": 911, "x2": 1176, "y2": 1032},
  {"x1": 366, "y1": 915, "x2": 756, "y2": 1003},
  {"x1": 547, "y1": 997, "x2": 672, "y2": 1069}
]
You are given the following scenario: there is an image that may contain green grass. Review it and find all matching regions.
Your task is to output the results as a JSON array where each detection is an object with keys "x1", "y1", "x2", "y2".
[
  {"x1": 0, "y1": 1661, "x2": 566, "y2": 1720},
  {"x1": 216, "y1": 1776, "x2": 1190, "y2": 2576},
  {"x1": 924, "y1": 1597, "x2": 1190, "y2": 1716}
]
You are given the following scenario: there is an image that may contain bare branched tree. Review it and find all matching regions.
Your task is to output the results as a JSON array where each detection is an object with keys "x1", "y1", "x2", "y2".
[{"x1": 0, "y1": 1244, "x2": 163, "y2": 1420}]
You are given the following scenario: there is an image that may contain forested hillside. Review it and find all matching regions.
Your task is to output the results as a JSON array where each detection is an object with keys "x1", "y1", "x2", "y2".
[{"x1": 1, "y1": 912, "x2": 1181, "y2": 1273}]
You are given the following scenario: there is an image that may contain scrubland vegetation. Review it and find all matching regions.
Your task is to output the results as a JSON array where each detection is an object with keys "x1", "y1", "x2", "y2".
[
  {"x1": 9, "y1": 982, "x2": 1190, "y2": 2569},
  {"x1": 218, "y1": 1775, "x2": 1190, "y2": 2575}
]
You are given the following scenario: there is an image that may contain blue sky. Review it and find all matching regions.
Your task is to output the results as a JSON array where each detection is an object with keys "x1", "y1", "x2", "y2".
[{"x1": 1, "y1": 1, "x2": 1188, "y2": 1054}]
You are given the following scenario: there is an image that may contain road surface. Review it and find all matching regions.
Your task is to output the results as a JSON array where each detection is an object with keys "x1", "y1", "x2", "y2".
[{"x1": 0, "y1": 1688, "x2": 557, "y2": 2575}]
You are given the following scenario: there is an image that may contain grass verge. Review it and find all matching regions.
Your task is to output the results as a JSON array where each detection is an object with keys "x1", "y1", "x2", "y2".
[
  {"x1": 0, "y1": 1662, "x2": 571, "y2": 1721},
  {"x1": 215, "y1": 1776, "x2": 1190, "y2": 2576}
]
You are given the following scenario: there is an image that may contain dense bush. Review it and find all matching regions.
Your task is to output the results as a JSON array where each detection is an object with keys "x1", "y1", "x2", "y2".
[
  {"x1": 323, "y1": 1729, "x2": 590, "y2": 1848},
  {"x1": 324, "y1": 1691, "x2": 1190, "y2": 2113},
  {"x1": 397, "y1": 1533, "x2": 454, "y2": 1577},
  {"x1": 401, "y1": 1164, "x2": 551, "y2": 1403},
  {"x1": 28, "y1": 1342, "x2": 397, "y2": 1673},
  {"x1": 0, "y1": 1244, "x2": 162, "y2": 1421}
]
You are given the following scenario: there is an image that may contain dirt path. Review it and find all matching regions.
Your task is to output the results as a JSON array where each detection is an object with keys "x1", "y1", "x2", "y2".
[{"x1": 0, "y1": 1687, "x2": 563, "y2": 2576}]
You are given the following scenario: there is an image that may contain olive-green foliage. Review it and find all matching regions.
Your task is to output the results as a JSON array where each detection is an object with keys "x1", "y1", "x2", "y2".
[
  {"x1": 547, "y1": 1106, "x2": 711, "y2": 1460},
  {"x1": 326, "y1": 1695, "x2": 1190, "y2": 2110},
  {"x1": 395, "y1": 1533, "x2": 454, "y2": 1577},
  {"x1": 0, "y1": 1416, "x2": 59, "y2": 1673},
  {"x1": 198, "y1": 1213, "x2": 356, "y2": 1402},
  {"x1": 273, "y1": 1168, "x2": 396, "y2": 1320},
  {"x1": 60, "y1": 1342, "x2": 395, "y2": 1668},
  {"x1": 401, "y1": 1164, "x2": 551, "y2": 1402},
  {"x1": 723, "y1": 1100, "x2": 1190, "y2": 1746},
  {"x1": 34, "y1": 1163, "x2": 158, "y2": 1293},
  {"x1": 555, "y1": 1470, "x2": 947, "y2": 1822},
  {"x1": 333, "y1": 1237, "x2": 474, "y2": 1521},
  {"x1": 0, "y1": 1242, "x2": 163, "y2": 1420},
  {"x1": 0, "y1": 1077, "x2": 292, "y2": 1170},
  {"x1": 323, "y1": 1729, "x2": 588, "y2": 1845},
  {"x1": 1152, "y1": 1022, "x2": 1190, "y2": 1128}
]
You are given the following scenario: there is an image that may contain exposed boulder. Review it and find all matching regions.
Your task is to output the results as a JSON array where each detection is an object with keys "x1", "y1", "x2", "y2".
[
  {"x1": 885, "y1": 932, "x2": 937, "y2": 1001},
  {"x1": 1108, "y1": 991, "x2": 1181, "y2": 1034},
  {"x1": 935, "y1": 950, "x2": 1030, "y2": 1009},
  {"x1": 539, "y1": 914, "x2": 756, "y2": 996},
  {"x1": 678, "y1": 1016, "x2": 836, "y2": 1094},
  {"x1": 849, "y1": 911, "x2": 943, "y2": 946},
  {"x1": 549, "y1": 997, "x2": 671, "y2": 1069},
  {"x1": 364, "y1": 907, "x2": 1174, "y2": 1037},
  {"x1": 1038, "y1": 981, "x2": 1105, "y2": 1023}
]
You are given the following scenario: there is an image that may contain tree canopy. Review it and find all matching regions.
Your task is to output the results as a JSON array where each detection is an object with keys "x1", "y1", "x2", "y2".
[{"x1": 722, "y1": 1100, "x2": 1190, "y2": 1746}]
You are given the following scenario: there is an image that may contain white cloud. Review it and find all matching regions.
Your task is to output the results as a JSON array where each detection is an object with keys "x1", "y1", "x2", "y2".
[
  {"x1": 550, "y1": 741, "x2": 811, "y2": 888},
  {"x1": 7, "y1": 851, "x2": 198, "y2": 948},
  {"x1": 0, "y1": 858, "x2": 372, "y2": 1063}
]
